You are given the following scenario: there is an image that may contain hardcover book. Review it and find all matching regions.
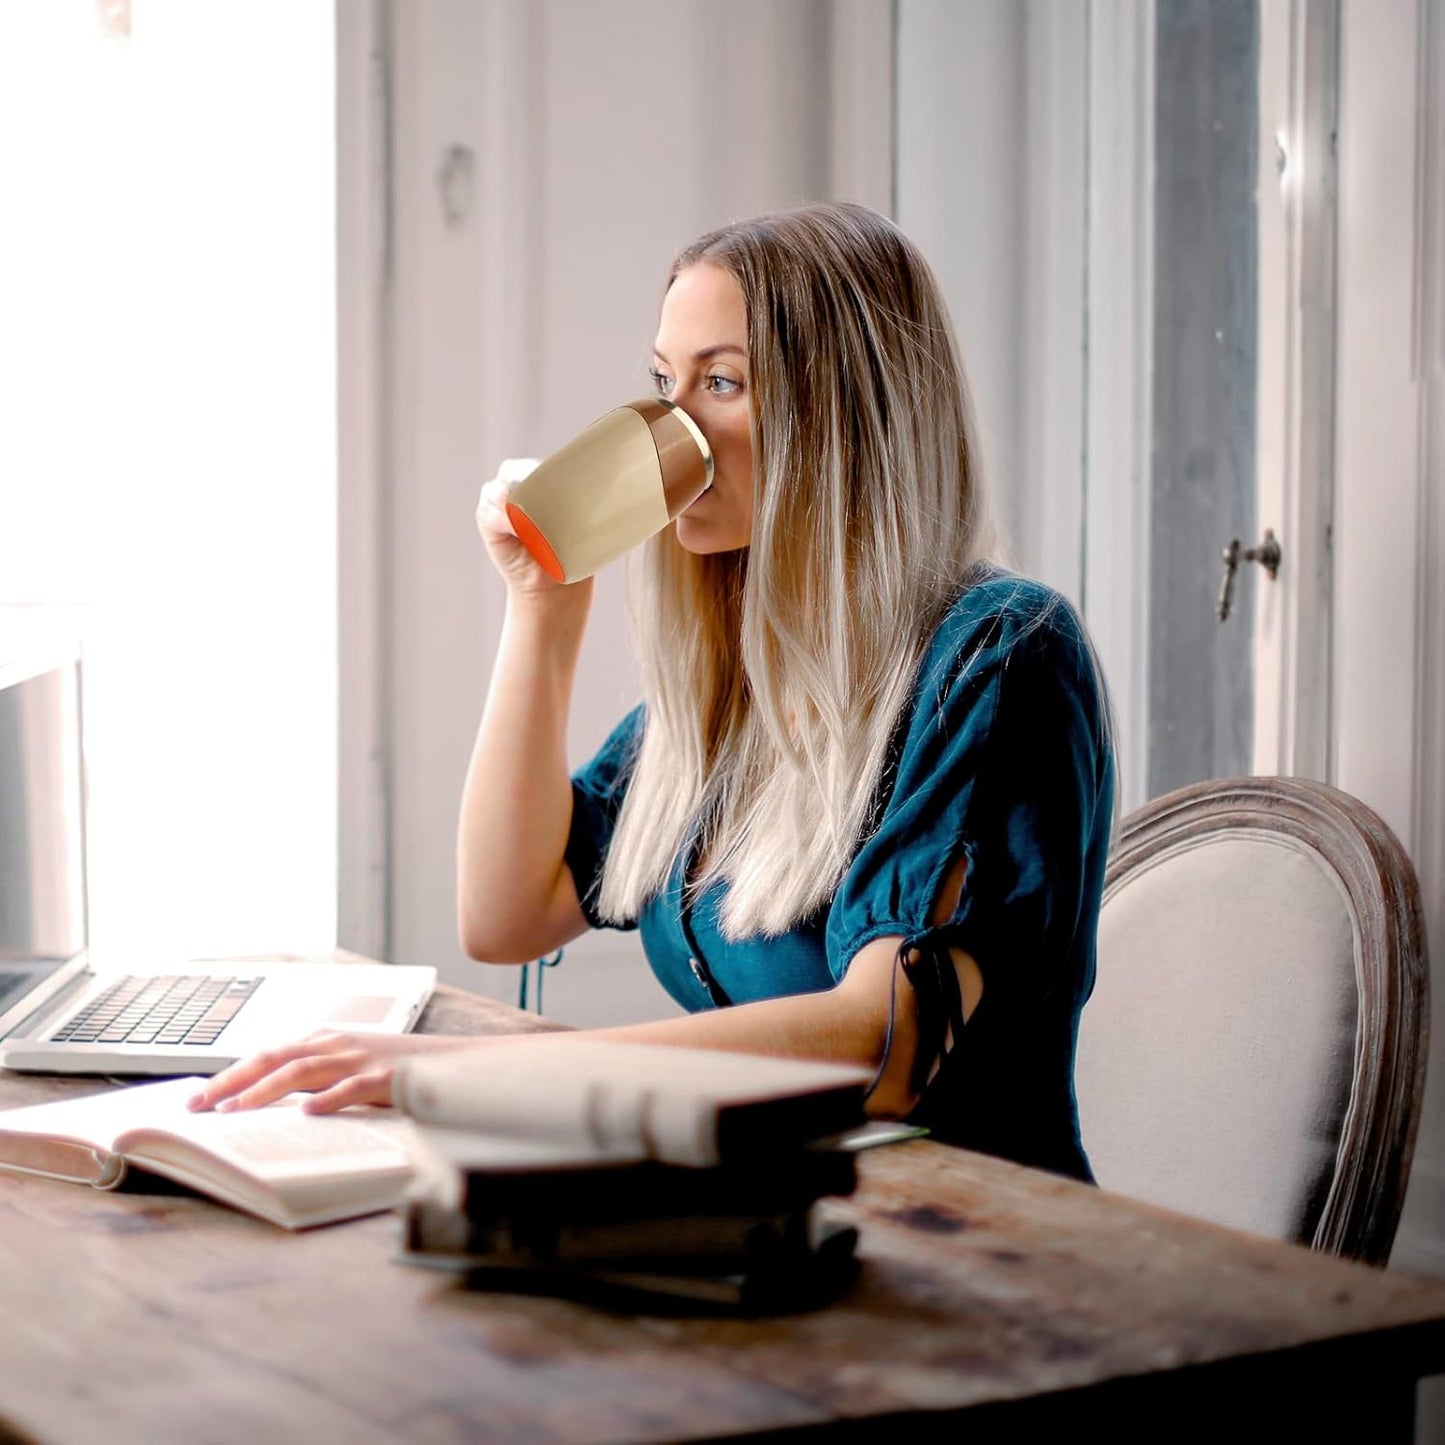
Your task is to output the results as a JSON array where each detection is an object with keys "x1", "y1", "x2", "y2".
[{"x1": 391, "y1": 1036, "x2": 875, "y2": 1172}]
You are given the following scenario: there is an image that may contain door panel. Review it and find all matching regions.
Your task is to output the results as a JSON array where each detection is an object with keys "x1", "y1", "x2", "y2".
[
  {"x1": 1145, "y1": 0, "x2": 1261, "y2": 799},
  {"x1": 1085, "y1": 0, "x2": 1335, "y2": 806}
]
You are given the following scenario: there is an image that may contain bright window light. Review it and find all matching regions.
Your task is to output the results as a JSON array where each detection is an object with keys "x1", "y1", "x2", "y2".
[{"x1": 0, "y1": 1, "x2": 337, "y2": 961}]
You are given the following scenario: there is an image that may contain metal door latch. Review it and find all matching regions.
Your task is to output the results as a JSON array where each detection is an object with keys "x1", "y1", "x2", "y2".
[{"x1": 1217, "y1": 529, "x2": 1282, "y2": 622}]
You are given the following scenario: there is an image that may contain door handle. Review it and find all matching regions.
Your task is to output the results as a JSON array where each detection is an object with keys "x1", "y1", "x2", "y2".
[{"x1": 1217, "y1": 530, "x2": 1282, "y2": 622}]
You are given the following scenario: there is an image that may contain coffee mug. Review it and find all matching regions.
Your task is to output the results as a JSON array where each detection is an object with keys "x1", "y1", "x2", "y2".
[{"x1": 503, "y1": 398, "x2": 713, "y2": 584}]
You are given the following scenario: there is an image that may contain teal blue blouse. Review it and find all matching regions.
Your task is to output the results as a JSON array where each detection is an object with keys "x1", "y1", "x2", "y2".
[{"x1": 564, "y1": 571, "x2": 1115, "y2": 1181}]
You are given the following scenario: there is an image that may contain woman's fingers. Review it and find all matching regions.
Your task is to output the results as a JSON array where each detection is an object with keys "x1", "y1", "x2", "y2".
[
  {"x1": 476, "y1": 462, "x2": 575, "y2": 594},
  {"x1": 301, "y1": 1068, "x2": 395, "y2": 1114},
  {"x1": 495, "y1": 457, "x2": 540, "y2": 488},
  {"x1": 187, "y1": 1047, "x2": 294, "y2": 1111},
  {"x1": 186, "y1": 1031, "x2": 498, "y2": 1116},
  {"x1": 187, "y1": 1033, "x2": 361, "y2": 1112},
  {"x1": 215, "y1": 1051, "x2": 371, "y2": 1113},
  {"x1": 477, "y1": 462, "x2": 537, "y2": 538},
  {"x1": 187, "y1": 1030, "x2": 487, "y2": 1114},
  {"x1": 476, "y1": 478, "x2": 516, "y2": 535}
]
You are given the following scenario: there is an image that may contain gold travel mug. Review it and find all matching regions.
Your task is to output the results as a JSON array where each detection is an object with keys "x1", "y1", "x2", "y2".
[{"x1": 503, "y1": 398, "x2": 713, "y2": 583}]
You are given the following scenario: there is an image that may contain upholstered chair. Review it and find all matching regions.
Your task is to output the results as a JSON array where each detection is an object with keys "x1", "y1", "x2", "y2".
[{"x1": 1075, "y1": 777, "x2": 1428, "y2": 1264}]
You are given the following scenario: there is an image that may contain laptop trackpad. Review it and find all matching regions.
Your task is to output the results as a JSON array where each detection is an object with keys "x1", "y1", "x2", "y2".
[{"x1": 321, "y1": 997, "x2": 395, "y2": 1025}]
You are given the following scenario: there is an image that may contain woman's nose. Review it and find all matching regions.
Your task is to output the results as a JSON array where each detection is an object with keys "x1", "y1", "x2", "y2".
[{"x1": 673, "y1": 386, "x2": 710, "y2": 427}]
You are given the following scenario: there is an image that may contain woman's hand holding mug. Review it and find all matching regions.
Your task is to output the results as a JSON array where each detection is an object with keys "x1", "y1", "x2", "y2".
[{"x1": 477, "y1": 459, "x2": 570, "y2": 596}]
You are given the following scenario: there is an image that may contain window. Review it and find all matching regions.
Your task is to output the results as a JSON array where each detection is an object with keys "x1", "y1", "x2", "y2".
[{"x1": 0, "y1": 1, "x2": 337, "y2": 959}]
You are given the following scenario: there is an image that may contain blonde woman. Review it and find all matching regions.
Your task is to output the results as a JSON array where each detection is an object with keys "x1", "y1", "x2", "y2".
[{"x1": 192, "y1": 204, "x2": 1115, "y2": 1183}]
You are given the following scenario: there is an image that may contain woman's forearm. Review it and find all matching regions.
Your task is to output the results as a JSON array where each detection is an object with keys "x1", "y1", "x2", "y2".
[
  {"x1": 457, "y1": 584, "x2": 594, "y2": 961},
  {"x1": 588, "y1": 989, "x2": 872, "y2": 1061},
  {"x1": 583, "y1": 934, "x2": 926, "y2": 1118}
]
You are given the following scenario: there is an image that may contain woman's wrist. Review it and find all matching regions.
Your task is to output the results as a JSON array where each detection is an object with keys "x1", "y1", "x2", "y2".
[{"x1": 503, "y1": 577, "x2": 594, "y2": 638}]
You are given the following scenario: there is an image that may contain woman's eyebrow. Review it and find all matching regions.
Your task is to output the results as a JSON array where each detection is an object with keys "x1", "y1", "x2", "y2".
[{"x1": 651, "y1": 343, "x2": 746, "y2": 364}]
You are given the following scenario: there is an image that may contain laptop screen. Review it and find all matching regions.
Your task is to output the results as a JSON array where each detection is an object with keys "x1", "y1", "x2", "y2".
[{"x1": 0, "y1": 654, "x2": 87, "y2": 1010}]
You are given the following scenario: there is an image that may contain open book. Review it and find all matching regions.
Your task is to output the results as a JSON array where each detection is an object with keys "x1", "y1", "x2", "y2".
[
  {"x1": 0, "y1": 1077, "x2": 415, "y2": 1229},
  {"x1": 392, "y1": 1037, "x2": 876, "y2": 1173}
]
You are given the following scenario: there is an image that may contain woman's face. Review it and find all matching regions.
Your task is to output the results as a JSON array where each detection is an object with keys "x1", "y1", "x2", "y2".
[{"x1": 650, "y1": 263, "x2": 755, "y2": 554}]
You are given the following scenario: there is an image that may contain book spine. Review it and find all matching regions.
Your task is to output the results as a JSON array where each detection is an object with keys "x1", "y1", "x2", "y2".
[
  {"x1": 440, "y1": 1151, "x2": 859, "y2": 1225},
  {"x1": 403, "y1": 1199, "x2": 811, "y2": 1270}
]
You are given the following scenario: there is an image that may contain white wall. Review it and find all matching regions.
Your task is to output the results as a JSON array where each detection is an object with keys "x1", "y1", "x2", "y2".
[
  {"x1": 896, "y1": 0, "x2": 1028, "y2": 561},
  {"x1": 895, "y1": 0, "x2": 1088, "y2": 604},
  {"x1": 1334, "y1": 0, "x2": 1445, "y2": 1291},
  {"x1": 340, "y1": 0, "x2": 892, "y2": 1023}
]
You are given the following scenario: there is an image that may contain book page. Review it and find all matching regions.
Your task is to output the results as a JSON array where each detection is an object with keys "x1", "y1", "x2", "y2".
[
  {"x1": 0, "y1": 1077, "x2": 411, "y2": 1175},
  {"x1": 112, "y1": 1081, "x2": 415, "y2": 1184},
  {"x1": 0, "y1": 1077, "x2": 196, "y2": 1150},
  {"x1": 0, "y1": 1078, "x2": 416, "y2": 1228},
  {"x1": 117, "y1": 1081, "x2": 416, "y2": 1228}
]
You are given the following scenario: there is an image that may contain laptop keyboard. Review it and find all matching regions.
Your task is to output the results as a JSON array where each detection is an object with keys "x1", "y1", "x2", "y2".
[{"x1": 48, "y1": 975, "x2": 263, "y2": 1047}]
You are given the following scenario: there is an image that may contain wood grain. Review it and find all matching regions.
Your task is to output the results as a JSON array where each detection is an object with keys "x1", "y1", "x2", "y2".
[{"x1": 1, "y1": 965, "x2": 1443, "y2": 1442}]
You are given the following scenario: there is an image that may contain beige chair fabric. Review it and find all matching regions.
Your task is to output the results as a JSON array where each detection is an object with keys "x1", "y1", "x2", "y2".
[{"x1": 1075, "y1": 777, "x2": 1428, "y2": 1264}]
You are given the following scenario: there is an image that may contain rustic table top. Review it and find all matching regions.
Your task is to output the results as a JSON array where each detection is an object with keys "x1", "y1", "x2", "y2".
[{"x1": 2, "y1": 965, "x2": 1444, "y2": 1443}]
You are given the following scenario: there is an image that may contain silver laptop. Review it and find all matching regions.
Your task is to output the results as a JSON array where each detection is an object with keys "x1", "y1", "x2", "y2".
[{"x1": 0, "y1": 643, "x2": 436, "y2": 1076}]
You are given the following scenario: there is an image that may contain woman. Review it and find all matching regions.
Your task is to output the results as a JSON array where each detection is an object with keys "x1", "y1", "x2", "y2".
[{"x1": 192, "y1": 203, "x2": 1115, "y2": 1183}]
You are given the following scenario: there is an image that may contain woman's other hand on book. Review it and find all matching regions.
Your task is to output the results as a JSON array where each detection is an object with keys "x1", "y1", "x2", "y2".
[{"x1": 186, "y1": 1032, "x2": 484, "y2": 1115}]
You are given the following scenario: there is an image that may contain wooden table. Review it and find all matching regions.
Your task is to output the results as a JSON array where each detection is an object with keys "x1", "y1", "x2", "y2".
[{"x1": 2, "y1": 980, "x2": 1445, "y2": 1443}]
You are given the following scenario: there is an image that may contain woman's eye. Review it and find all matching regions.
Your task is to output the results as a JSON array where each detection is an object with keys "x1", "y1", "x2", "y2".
[
  {"x1": 648, "y1": 368, "x2": 675, "y2": 396},
  {"x1": 705, "y1": 374, "x2": 741, "y2": 395}
]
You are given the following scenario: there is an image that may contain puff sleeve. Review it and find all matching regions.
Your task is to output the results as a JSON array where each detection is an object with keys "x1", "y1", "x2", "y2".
[{"x1": 825, "y1": 582, "x2": 1113, "y2": 1029}]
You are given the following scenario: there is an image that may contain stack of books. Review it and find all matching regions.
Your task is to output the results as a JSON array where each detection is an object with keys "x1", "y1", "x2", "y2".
[{"x1": 391, "y1": 1038, "x2": 901, "y2": 1311}]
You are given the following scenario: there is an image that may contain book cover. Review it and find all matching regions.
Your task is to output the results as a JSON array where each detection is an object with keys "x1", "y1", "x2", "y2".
[
  {"x1": 404, "y1": 1197, "x2": 815, "y2": 1269},
  {"x1": 400, "y1": 1201, "x2": 862, "y2": 1314},
  {"x1": 417, "y1": 1141, "x2": 859, "y2": 1225}
]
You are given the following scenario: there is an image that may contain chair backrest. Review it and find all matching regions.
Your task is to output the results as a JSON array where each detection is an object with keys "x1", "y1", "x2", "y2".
[{"x1": 1075, "y1": 776, "x2": 1428, "y2": 1264}]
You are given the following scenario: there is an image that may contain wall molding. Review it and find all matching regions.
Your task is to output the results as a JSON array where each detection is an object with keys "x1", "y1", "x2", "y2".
[
  {"x1": 1402, "y1": 0, "x2": 1445, "y2": 1262},
  {"x1": 1412, "y1": 0, "x2": 1445, "y2": 873},
  {"x1": 1331, "y1": 0, "x2": 1442, "y2": 1277},
  {"x1": 335, "y1": 0, "x2": 393, "y2": 961},
  {"x1": 1251, "y1": 0, "x2": 1338, "y2": 783},
  {"x1": 1020, "y1": 0, "x2": 1088, "y2": 605},
  {"x1": 1285, "y1": 0, "x2": 1341, "y2": 784},
  {"x1": 1082, "y1": 0, "x2": 1155, "y2": 812}
]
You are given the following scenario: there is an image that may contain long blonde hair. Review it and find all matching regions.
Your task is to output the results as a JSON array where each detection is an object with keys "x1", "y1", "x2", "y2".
[{"x1": 597, "y1": 203, "x2": 1004, "y2": 938}]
